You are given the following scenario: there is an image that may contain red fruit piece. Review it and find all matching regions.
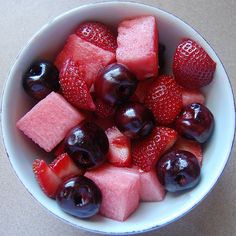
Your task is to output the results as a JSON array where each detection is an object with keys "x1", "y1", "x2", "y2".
[
  {"x1": 173, "y1": 137, "x2": 203, "y2": 165},
  {"x1": 182, "y1": 88, "x2": 205, "y2": 107},
  {"x1": 32, "y1": 159, "x2": 61, "y2": 198},
  {"x1": 59, "y1": 59, "x2": 95, "y2": 111},
  {"x1": 76, "y1": 21, "x2": 117, "y2": 53},
  {"x1": 144, "y1": 75, "x2": 182, "y2": 125},
  {"x1": 105, "y1": 126, "x2": 132, "y2": 167},
  {"x1": 50, "y1": 153, "x2": 82, "y2": 180},
  {"x1": 173, "y1": 39, "x2": 216, "y2": 89},
  {"x1": 93, "y1": 95, "x2": 115, "y2": 118},
  {"x1": 132, "y1": 127, "x2": 178, "y2": 171}
]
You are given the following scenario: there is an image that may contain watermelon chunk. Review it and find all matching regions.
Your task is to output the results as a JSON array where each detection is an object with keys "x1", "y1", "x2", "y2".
[
  {"x1": 182, "y1": 88, "x2": 205, "y2": 107},
  {"x1": 16, "y1": 92, "x2": 84, "y2": 152},
  {"x1": 85, "y1": 164, "x2": 140, "y2": 221},
  {"x1": 116, "y1": 16, "x2": 158, "y2": 80},
  {"x1": 55, "y1": 34, "x2": 116, "y2": 88},
  {"x1": 138, "y1": 168, "x2": 165, "y2": 202}
]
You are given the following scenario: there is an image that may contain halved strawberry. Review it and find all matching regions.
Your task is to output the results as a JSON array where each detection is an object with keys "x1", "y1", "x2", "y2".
[
  {"x1": 173, "y1": 137, "x2": 203, "y2": 165},
  {"x1": 182, "y1": 88, "x2": 205, "y2": 107},
  {"x1": 132, "y1": 127, "x2": 178, "y2": 171},
  {"x1": 105, "y1": 126, "x2": 131, "y2": 167},
  {"x1": 144, "y1": 75, "x2": 182, "y2": 125},
  {"x1": 49, "y1": 153, "x2": 82, "y2": 180},
  {"x1": 173, "y1": 38, "x2": 216, "y2": 89},
  {"x1": 59, "y1": 59, "x2": 95, "y2": 111},
  {"x1": 32, "y1": 159, "x2": 61, "y2": 198},
  {"x1": 76, "y1": 21, "x2": 117, "y2": 53}
]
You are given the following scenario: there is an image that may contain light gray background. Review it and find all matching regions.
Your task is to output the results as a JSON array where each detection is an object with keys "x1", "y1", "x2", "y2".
[{"x1": 0, "y1": 1, "x2": 235, "y2": 235}]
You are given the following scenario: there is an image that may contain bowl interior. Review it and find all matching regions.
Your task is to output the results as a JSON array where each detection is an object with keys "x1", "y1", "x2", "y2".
[{"x1": 2, "y1": 2, "x2": 235, "y2": 234}]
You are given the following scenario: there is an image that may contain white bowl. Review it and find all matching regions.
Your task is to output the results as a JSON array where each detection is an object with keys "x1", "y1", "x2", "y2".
[{"x1": 1, "y1": 1, "x2": 235, "y2": 235}]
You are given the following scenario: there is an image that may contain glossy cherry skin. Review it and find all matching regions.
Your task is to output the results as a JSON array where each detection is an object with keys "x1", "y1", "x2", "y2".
[
  {"x1": 175, "y1": 103, "x2": 214, "y2": 143},
  {"x1": 94, "y1": 63, "x2": 138, "y2": 106},
  {"x1": 64, "y1": 122, "x2": 109, "y2": 170},
  {"x1": 156, "y1": 150, "x2": 201, "y2": 192},
  {"x1": 56, "y1": 175, "x2": 102, "y2": 218},
  {"x1": 115, "y1": 102, "x2": 155, "y2": 139},
  {"x1": 23, "y1": 60, "x2": 60, "y2": 100}
]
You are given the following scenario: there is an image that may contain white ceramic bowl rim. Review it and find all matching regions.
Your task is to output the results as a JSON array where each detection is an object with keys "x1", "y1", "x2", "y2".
[{"x1": 1, "y1": 1, "x2": 235, "y2": 235}]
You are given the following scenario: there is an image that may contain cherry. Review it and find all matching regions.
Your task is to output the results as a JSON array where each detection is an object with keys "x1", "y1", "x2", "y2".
[
  {"x1": 22, "y1": 60, "x2": 60, "y2": 100},
  {"x1": 115, "y1": 102, "x2": 155, "y2": 139},
  {"x1": 56, "y1": 175, "x2": 102, "y2": 218},
  {"x1": 94, "y1": 63, "x2": 137, "y2": 106},
  {"x1": 64, "y1": 122, "x2": 109, "y2": 169},
  {"x1": 175, "y1": 103, "x2": 214, "y2": 143},
  {"x1": 156, "y1": 150, "x2": 201, "y2": 192}
]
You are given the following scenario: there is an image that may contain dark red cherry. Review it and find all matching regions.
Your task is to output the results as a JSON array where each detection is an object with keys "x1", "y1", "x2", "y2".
[
  {"x1": 64, "y1": 122, "x2": 109, "y2": 170},
  {"x1": 175, "y1": 103, "x2": 214, "y2": 143},
  {"x1": 115, "y1": 102, "x2": 155, "y2": 139},
  {"x1": 94, "y1": 63, "x2": 137, "y2": 106},
  {"x1": 23, "y1": 60, "x2": 60, "y2": 100},
  {"x1": 56, "y1": 175, "x2": 102, "y2": 218},
  {"x1": 156, "y1": 150, "x2": 201, "y2": 192}
]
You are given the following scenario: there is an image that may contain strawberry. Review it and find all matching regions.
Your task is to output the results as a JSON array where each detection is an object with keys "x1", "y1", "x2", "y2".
[
  {"x1": 105, "y1": 126, "x2": 132, "y2": 167},
  {"x1": 92, "y1": 94, "x2": 115, "y2": 118},
  {"x1": 32, "y1": 159, "x2": 61, "y2": 198},
  {"x1": 144, "y1": 75, "x2": 182, "y2": 125},
  {"x1": 182, "y1": 88, "x2": 205, "y2": 107},
  {"x1": 76, "y1": 21, "x2": 117, "y2": 53},
  {"x1": 173, "y1": 39, "x2": 216, "y2": 89},
  {"x1": 59, "y1": 59, "x2": 95, "y2": 111},
  {"x1": 50, "y1": 153, "x2": 82, "y2": 180},
  {"x1": 132, "y1": 127, "x2": 178, "y2": 171},
  {"x1": 173, "y1": 137, "x2": 203, "y2": 165}
]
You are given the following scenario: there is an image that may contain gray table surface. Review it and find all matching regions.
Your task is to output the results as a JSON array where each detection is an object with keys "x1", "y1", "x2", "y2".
[{"x1": 0, "y1": 1, "x2": 235, "y2": 235}]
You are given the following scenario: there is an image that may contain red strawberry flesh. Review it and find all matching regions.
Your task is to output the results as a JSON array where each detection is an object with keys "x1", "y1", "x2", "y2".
[
  {"x1": 132, "y1": 127, "x2": 178, "y2": 171},
  {"x1": 50, "y1": 153, "x2": 82, "y2": 180},
  {"x1": 105, "y1": 126, "x2": 132, "y2": 167},
  {"x1": 59, "y1": 59, "x2": 95, "y2": 111},
  {"x1": 144, "y1": 75, "x2": 182, "y2": 125},
  {"x1": 32, "y1": 159, "x2": 61, "y2": 198}
]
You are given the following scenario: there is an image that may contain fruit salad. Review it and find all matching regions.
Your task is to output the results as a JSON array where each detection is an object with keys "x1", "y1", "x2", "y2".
[{"x1": 16, "y1": 15, "x2": 216, "y2": 222}]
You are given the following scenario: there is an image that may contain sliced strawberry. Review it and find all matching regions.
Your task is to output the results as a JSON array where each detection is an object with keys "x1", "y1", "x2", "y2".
[
  {"x1": 144, "y1": 75, "x2": 182, "y2": 125},
  {"x1": 105, "y1": 126, "x2": 132, "y2": 167},
  {"x1": 132, "y1": 127, "x2": 178, "y2": 171},
  {"x1": 32, "y1": 159, "x2": 61, "y2": 198},
  {"x1": 59, "y1": 59, "x2": 95, "y2": 111},
  {"x1": 173, "y1": 137, "x2": 203, "y2": 165},
  {"x1": 173, "y1": 38, "x2": 216, "y2": 89},
  {"x1": 76, "y1": 21, "x2": 117, "y2": 53},
  {"x1": 182, "y1": 88, "x2": 205, "y2": 107},
  {"x1": 92, "y1": 95, "x2": 116, "y2": 118},
  {"x1": 50, "y1": 153, "x2": 82, "y2": 180}
]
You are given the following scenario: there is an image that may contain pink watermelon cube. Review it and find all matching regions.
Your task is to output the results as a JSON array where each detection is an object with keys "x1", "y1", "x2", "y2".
[
  {"x1": 55, "y1": 34, "x2": 116, "y2": 88},
  {"x1": 116, "y1": 16, "x2": 158, "y2": 80},
  {"x1": 85, "y1": 164, "x2": 140, "y2": 221},
  {"x1": 16, "y1": 92, "x2": 84, "y2": 152},
  {"x1": 137, "y1": 168, "x2": 165, "y2": 202}
]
